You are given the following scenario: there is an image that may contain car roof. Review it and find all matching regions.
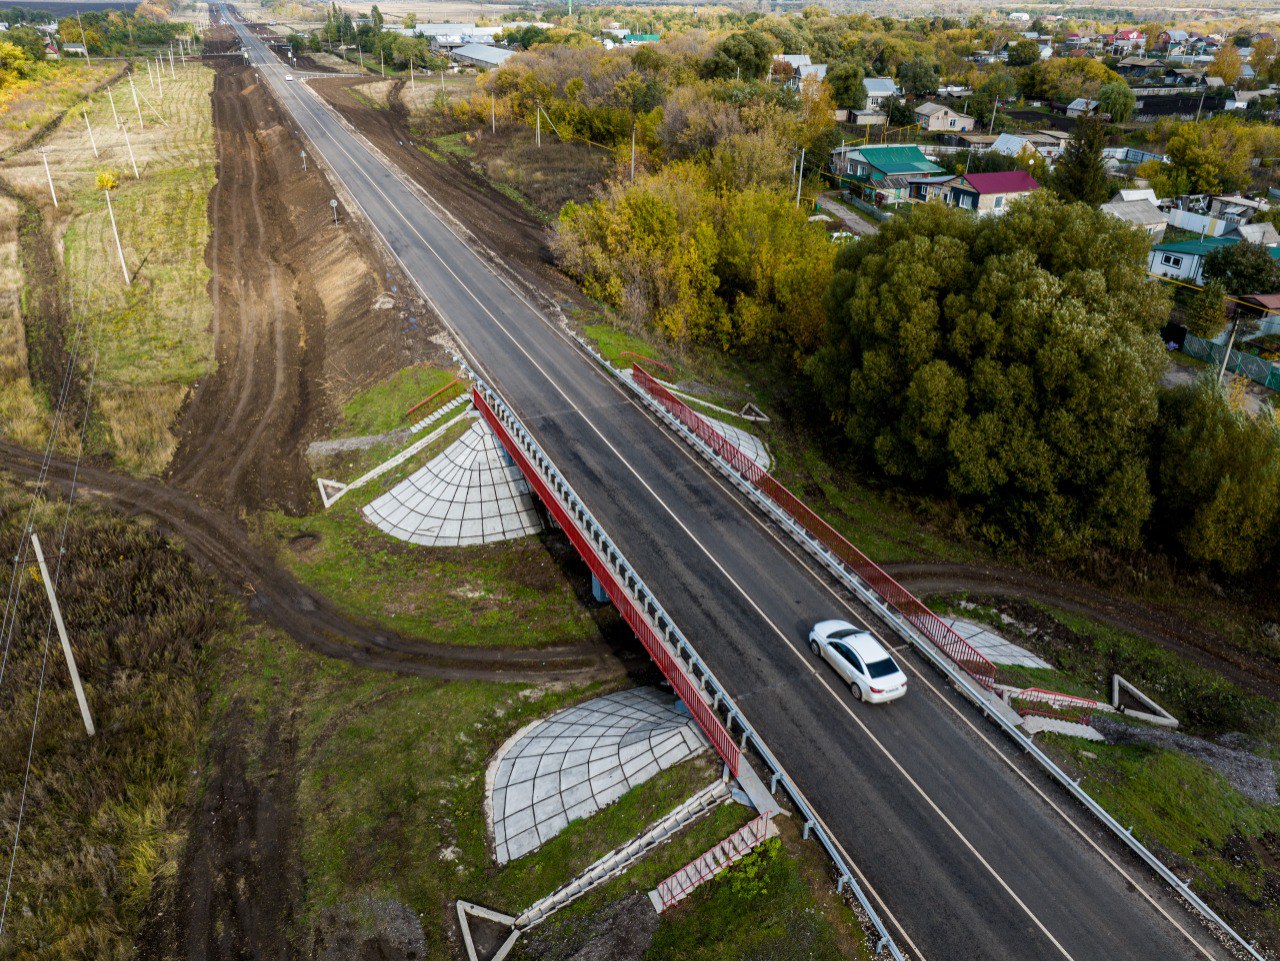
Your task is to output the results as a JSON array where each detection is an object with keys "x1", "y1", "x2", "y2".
[{"x1": 842, "y1": 632, "x2": 893, "y2": 662}]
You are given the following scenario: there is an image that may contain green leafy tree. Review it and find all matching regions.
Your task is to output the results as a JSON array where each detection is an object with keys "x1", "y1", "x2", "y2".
[
  {"x1": 702, "y1": 31, "x2": 774, "y2": 81},
  {"x1": 1050, "y1": 114, "x2": 1111, "y2": 206},
  {"x1": 5, "y1": 25, "x2": 45, "y2": 64},
  {"x1": 369, "y1": 4, "x2": 383, "y2": 32},
  {"x1": 884, "y1": 95, "x2": 914, "y2": 127},
  {"x1": 402, "y1": 11, "x2": 416, "y2": 29},
  {"x1": 1203, "y1": 241, "x2": 1280, "y2": 296},
  {"x1": 1152, "y1": 380, "x2": 1280, "y2": 575},
  {"x1": 826, "y1": 61, "x2": 866, "y2": 109},
  {"x1": 1007, "y1": 39, "x2": 1041, "y2": 67},
  {"x1": 897, "y1": 55, "x2": 939, "y2": 96},
  {"x1": 809, "y1": 192, "x2": 1168, "y2": 552},
  {"x1": 1183, "y1": 279, "x2": 1229, "y2": 338},
  {"x1": 1097, "y1": 81, "x2": 1135, "y2": 122}
]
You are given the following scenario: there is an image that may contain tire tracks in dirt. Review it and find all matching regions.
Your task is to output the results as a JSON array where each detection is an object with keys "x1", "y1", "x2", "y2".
[
  {"x1": 884, "y1": 560, "x2": 1280, "y2": 700},
  {"x1": 0, "y1": 438, "x2": 627, "y2": 683}
]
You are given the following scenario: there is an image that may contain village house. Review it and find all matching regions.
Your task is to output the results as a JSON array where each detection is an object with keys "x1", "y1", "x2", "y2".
[
  {"x1": 914, "y1": 102, "x2": 976, "y2": 131},
  {"x1": 1100, "y1": 199, "x2": 1169, "y2": 240},
  {"x1": 863, "y1": 77, "x2": 901, "y2": 110},
  {"x1": 1148, "y1": 236, "x2": 1240, "y2": 284},
  {"x1": 947, "y1": 170, "x2": 1040, "y2": 215},
  {"x1": 830, "y1": 143, "x2": 943, "y2": 205}
]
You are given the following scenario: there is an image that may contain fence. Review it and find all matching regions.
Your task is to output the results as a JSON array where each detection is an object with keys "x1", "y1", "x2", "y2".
[
  {"x1": 405, "y1": 376, "x2": 463, "y2": 420},
  {"x1": 471, "y1": 385, "x2": 740, "y2": 776},
  {"x1": 1164, "y1": 207, "x2": 1229, "y2": 237},
  {"x1": 653, "y1": 812, "x2": 772, "y2": 910},
  {"x1": 469, "y1": 369, "x2": 905, "y2": 961},
  {"x1": 1183, "y1": 332, "x2": 1280, "y2": 390},
  {"x1": 1010, "y1": 688, "x2": 1098, "y2": 724},
  {"x1": 631, "y1": 366, "x2": 999, "y2": 692}
]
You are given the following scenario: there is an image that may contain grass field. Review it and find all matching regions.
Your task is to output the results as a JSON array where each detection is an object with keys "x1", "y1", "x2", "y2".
[
  {"x1": 0, "y1": 195, "x2": 49, "y2": 449},
  {"x1": 0, "y1": 61, "x2": 122, "y2": 156},
  {"x1": 1, "y1": 62, "x2": 216, "y2": 474}
]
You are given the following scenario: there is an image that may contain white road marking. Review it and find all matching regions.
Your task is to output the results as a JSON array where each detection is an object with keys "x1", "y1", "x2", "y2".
[{"x1": 227, "y1": 16, "x2": 1194, "y2": 959}]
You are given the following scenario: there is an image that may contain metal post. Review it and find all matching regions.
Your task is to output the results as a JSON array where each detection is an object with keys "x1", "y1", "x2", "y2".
[
  {"x1": 794, "y1": 146, "x2": 804, "y2": 207},
  {"x1": 122, "y1": 125, "x2": 139, "y2": 178},
  {"x1": 802, "y1": 820, "x2": 813, "y2": 840},
  {"x1": 30, "y1": 534, "x2": 94, "y2": 736},
  {"x1": 107, "y1": 87, "x2": 120, "y2": 127},
  {"x1": 129, "y1": 77, "x2": 144, "y2": 129},
  {"x1": 104, "y1": 189, "x2": 129, "y2": 283},
  {"x1": 76, "y1": 9, "x2": 92, "y2": 66},
  {"x1": 491, "y1": 93, "x2": 495, "y2": 133},
  {"x1": 82, "y1": 107, "x2": 98, "y2": 158},
  {"x1": 440, "y1": 68, "x2": 445, "y2": 93},
  {"x1": 40, "y1": 150, "x2": 57, "y2": 208},
  {"x1": 301, "y1": 149, "x2": 307, "y2": 172},
  {"x1": 169, "y1": 46, "x2": 176, "y2": 79},
  {"x1": 536, "y1": 105, "x2": 541, "y2": 146},
  {"x1": 630, "y1": 123, "x2": 636, "y2": 181}
]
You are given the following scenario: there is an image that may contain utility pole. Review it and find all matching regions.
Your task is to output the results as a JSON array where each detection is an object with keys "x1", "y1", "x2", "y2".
[
  {"x1": 76, "y1": 9, "x2": 92, "y2": 66},
  {"x1": 40, "y1": 150, "x2": 57, "y2": 208},
  {"x1": 122, "y1": 124, "x2": 139, "y2": 178},
  {"x1": 129, "y1": 76, "x2": 145, "y2": 129},
  {"x1": 1195, "y1": 86, "x2": 1207, "y2": 122},
  {"x1": 1217, "y1": 317, "x2": 1241, "y2": 385},
  {"x1": 30, "y1": 533, "x2": 94, "y2": 737},
  {"x1": 155, "y1": 56, "x2": 163, "y2": 97},
  {"x1": 630, "y1": 123, "x2": 636, "y2": 181},
  {"x1": 104, "y1": 187, "x2": 129, "y2": 283},
  {"x1": 491, "y1": 93, "x2": 496, "y2": 133},
  {"x1": 169, "y1": 45, "x2": 176, "y2": 79},
  {"x1": 301, "y1": 149, "x2": 307, "y2": 172},
  {"x1": 380, "y1": 48, "x2": 384, "y2": 76},
  {"x1": 146, "y1": 58, "x2": 154, "y2": 88},
  {"x1": 536, "y1": 105, "x2": 541, "y2": 146},
  {"x1": 410, "y1": 58, "x2": 414, "y2": 87},
  {"x1": 107, "y1": 87, "x2": 120, "y2": 127},
  {"x1": 440, "y1": 67, "x2": 445, "y2": 93},
  {"x1": 83, "y1": 107, "x2": 98, "y2": 158},
  {"x1": 795, "y1": 145, "x2": 805, "y2": 207},
  {"x1": 989, "y1": 97, "x2": 998, "y2": 134}
]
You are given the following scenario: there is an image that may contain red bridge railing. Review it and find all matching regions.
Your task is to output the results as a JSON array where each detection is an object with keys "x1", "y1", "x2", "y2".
[
  {"x1": 632, "y1": 365, "x2": 998, "y2": 692},
  {"x1": 472, "y1": 386, "x2": 741, "y2": 776}
]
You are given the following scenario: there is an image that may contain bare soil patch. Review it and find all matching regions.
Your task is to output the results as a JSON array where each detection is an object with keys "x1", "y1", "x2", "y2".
[{"x1": 167, "y1": 38, "x2": 446, "y2": 516}]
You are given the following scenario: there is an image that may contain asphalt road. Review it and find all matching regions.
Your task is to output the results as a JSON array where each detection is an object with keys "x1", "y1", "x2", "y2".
[{"x1": 220, "y1": 10, "x2": 1230, "y2": 959}]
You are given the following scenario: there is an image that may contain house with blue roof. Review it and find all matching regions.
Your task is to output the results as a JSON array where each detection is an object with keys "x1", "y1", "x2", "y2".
[{"x1": 1148, "y1": 235, "x2": 1280, "y2": 284}]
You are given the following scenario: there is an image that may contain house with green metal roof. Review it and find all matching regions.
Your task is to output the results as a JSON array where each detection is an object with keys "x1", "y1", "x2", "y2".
[
  {"x1": 830, "y1": 144, "x2": 943, "y2": 205},
  {"x1": 1148, "y1": 235, "x2": 1280, "y2": 284}
]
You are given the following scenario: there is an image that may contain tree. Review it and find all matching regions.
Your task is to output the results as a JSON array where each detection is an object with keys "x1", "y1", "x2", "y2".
[
  {"x1": 1203, "y1": 241, "x2": 1280, "y2": 296},
  {"x1": 897, "y1": 55, "x2": 939, "y2": 96},
  {"x1": 1097, "y1": 81, "x2": 1136, "y2": 123},
  {"x1": 1007, "y1": 39, "x2": 1041, "y2": 67},
  {"x1": 5, "y1": 25, "x2": 45, "y2": 64},
  {"x1": 884, "y1": 96, "x2": 914, "y2": 127},
  {"x1": 826, "y1": 61, "x2": 866, "y2": 109},
  {"x1": 369, "y1": 4, "x2": 383, "y2": 32},
  {"x1": 1023, "y1": 57, "x2": 1124, "y2": 101},
  {"x1": 1183, "y1": 279, "x2": 1228, "y2": 338},
  {"x1": 981, "y1": 70, "x2": 1018, "y2": 102},
  {"x1": 809, "y1": 192, "x2": 1168, "y2": 552},
  {"x1": 402, "y1": 11, "x2": 416, "y2": 29},
  {"x1": 1152, "y1": 380, "x2": 1280, "y2": 575},
  {"x1": 1208, "y1": 44, "x2": 1243, "y2": 85},
  {"x1": 1250, "y1": 35, "x2": 1276, "y2": 76},
  {"x1": 702, "y1": 30, "x2": 774, "y2": 81},
  {"x1": 1050, "y1": 114, "x2": 1111, "y2": 206},
  {"x1": 1156, "y1": 115, "x2": 1257, "y2": 194}
]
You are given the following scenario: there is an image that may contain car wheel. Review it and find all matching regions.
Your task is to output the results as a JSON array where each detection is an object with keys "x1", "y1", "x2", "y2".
[
  {"x1": 809, "y1": 638, "x2": 819, "y2": 655},
  {"x1": 852, "y1": 682, "x2": 863, "y2": 702}
]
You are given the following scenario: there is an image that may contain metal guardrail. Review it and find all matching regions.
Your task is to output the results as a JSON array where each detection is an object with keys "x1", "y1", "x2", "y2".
[
  {"x1": 616, "y1": 360, "x2": 1267, "y2": 961},
  {"x1": 465, "y1": 368, "x2": 906, "y2": 961},
  {"x1": 633, "y1": 366, "x2": 999, "y2": 692},
  {"x1": 654, "y1": 811, "x2": 772, "y2": 910}
]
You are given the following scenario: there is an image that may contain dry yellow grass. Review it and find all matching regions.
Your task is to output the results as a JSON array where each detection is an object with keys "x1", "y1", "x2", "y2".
[
  {"x1": 0, "y1": 197, "x2": 49, "y2": 448},
  {"x1": 2, "y1": 62, "x2": 216, "y2": 475},
  {"x1": 0, "y1": 61, "x2": 121, "y2": 156}
]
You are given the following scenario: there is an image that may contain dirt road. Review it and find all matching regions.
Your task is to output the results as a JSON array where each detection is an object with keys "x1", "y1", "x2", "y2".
[
  {"x1": 0, "y1": 438, "x2": 628, "y2": 683},
  {"x1": 168, "y1": 38, "x2": 444, "y2": 516}
]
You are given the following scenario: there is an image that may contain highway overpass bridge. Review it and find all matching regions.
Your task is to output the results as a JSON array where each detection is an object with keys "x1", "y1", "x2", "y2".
[{"x1": 218, "y1": 9, "x2": 1243, "y2": 958}]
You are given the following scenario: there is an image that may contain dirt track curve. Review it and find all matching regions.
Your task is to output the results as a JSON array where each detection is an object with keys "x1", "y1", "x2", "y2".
[
  {"x1": 0, "y1": 440, "x2": 627, "y2": 683},
  {"x1": 884, "y1": 561, "x2": 1280, "y2": 700}
]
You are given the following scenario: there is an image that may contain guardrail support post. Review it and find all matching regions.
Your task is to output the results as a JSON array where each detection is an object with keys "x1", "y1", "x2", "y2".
[
  {"x1": 802, "y1": 820, "x2": 813, "y2": 840},
  {"x1": 769, "y1": 773, "x2": 779, "y2": 795}
]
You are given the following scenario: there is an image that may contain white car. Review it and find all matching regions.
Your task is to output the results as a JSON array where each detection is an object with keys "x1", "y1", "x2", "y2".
[
  {"x1": 284, "y1": 74, "x2": 294, "y2": 81},
  {"x1": 808, "y1": 620, "x2": 908, "y2": 704}
]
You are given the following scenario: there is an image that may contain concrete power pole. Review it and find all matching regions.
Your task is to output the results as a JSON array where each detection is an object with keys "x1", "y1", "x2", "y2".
[
  {"x1": 82, "y1": 107, "x2": 98, "y2": 158},
  {"x1": 630, "y1": 123, "x2": 636, "y2": 181},
  {"x1": 76, "y1": 10, "x2": 92, "y2": 66},
  {"x1": 107, "y1": 87, "x2": 120, "y2": 127},
  {"x1": 103, "y1": 188, "x2": 129, "y2": 282},
  {"x1": 40, "y1": 150, "x2": 57, "y2": 208},
  {"x1": 122, "y1": 124, "x2": 139, "y2": 178},
  {"x1": 795, "y1": 146, "x2": 805, "y2": 207},
  {"x1": 30, "y1": 534, "x2": 94, "y2": 736},
  {"x1": 129, "y1": 76, "x2": 145, "y2": 129}
]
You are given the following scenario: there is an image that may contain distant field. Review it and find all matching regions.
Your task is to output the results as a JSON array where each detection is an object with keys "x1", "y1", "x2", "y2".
[{"x1": 2, "y1": 63, "x2": 216, "y2": 474}]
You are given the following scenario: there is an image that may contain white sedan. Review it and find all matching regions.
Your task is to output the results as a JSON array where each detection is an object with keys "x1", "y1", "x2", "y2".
[
  {"x1": 284, "y1": 74, "x2": 294, "y2": 81},
  {"x1": 808, "y1": 620, "x2": 908, "y2": 704}
]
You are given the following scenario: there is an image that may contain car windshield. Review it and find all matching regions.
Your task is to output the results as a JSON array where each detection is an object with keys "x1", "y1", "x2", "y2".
[
  {"x1": 828, "y1": 627, "x2": 858, "y2": 639},
  {"x1": 865, "y1": 657, "x2": 900, "y2": 679}
]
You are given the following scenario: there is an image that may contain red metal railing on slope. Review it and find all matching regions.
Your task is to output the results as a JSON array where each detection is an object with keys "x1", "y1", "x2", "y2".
[
  {"x1": 620, "y1": 351, "x2": 676, "y2": 376},
  {"x1": 632, "y1": 365, "x2": 999, "y2": 692},
  {"x1": 472, "y1": 386, "x2": 741, "y2": 776},
  {"x1": 1011, "y1": 688, "x2": 1098, "y2": 725},
  {"x1": 404, "y1": 377, "x2": 463, "y2": 421},
  {"x1": 654, "y1": 812, "x2": 772, "y2": 910}
]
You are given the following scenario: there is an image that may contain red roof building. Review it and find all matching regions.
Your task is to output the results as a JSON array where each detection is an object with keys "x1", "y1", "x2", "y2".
[{"x1": 950, "y1": 171, "x2": 1040, "y2": 215}]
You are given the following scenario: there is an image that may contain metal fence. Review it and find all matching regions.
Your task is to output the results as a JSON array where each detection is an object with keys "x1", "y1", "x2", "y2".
[
  {"x1": 1183, "y1": 332, "x2": 1280, "y2": 390},
  {"x1": 468, "y1": 370, "x2": 906, "y2": 961},
  {"x1": 619, "y1": 361, "x2": 1266, "y2": 961},
  {"x1": 632, "y1": 366, "x2": 1000, "y2": 692},
  {"x1": 654, "y1": 812, "x2": 772, "y2": 910}
]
